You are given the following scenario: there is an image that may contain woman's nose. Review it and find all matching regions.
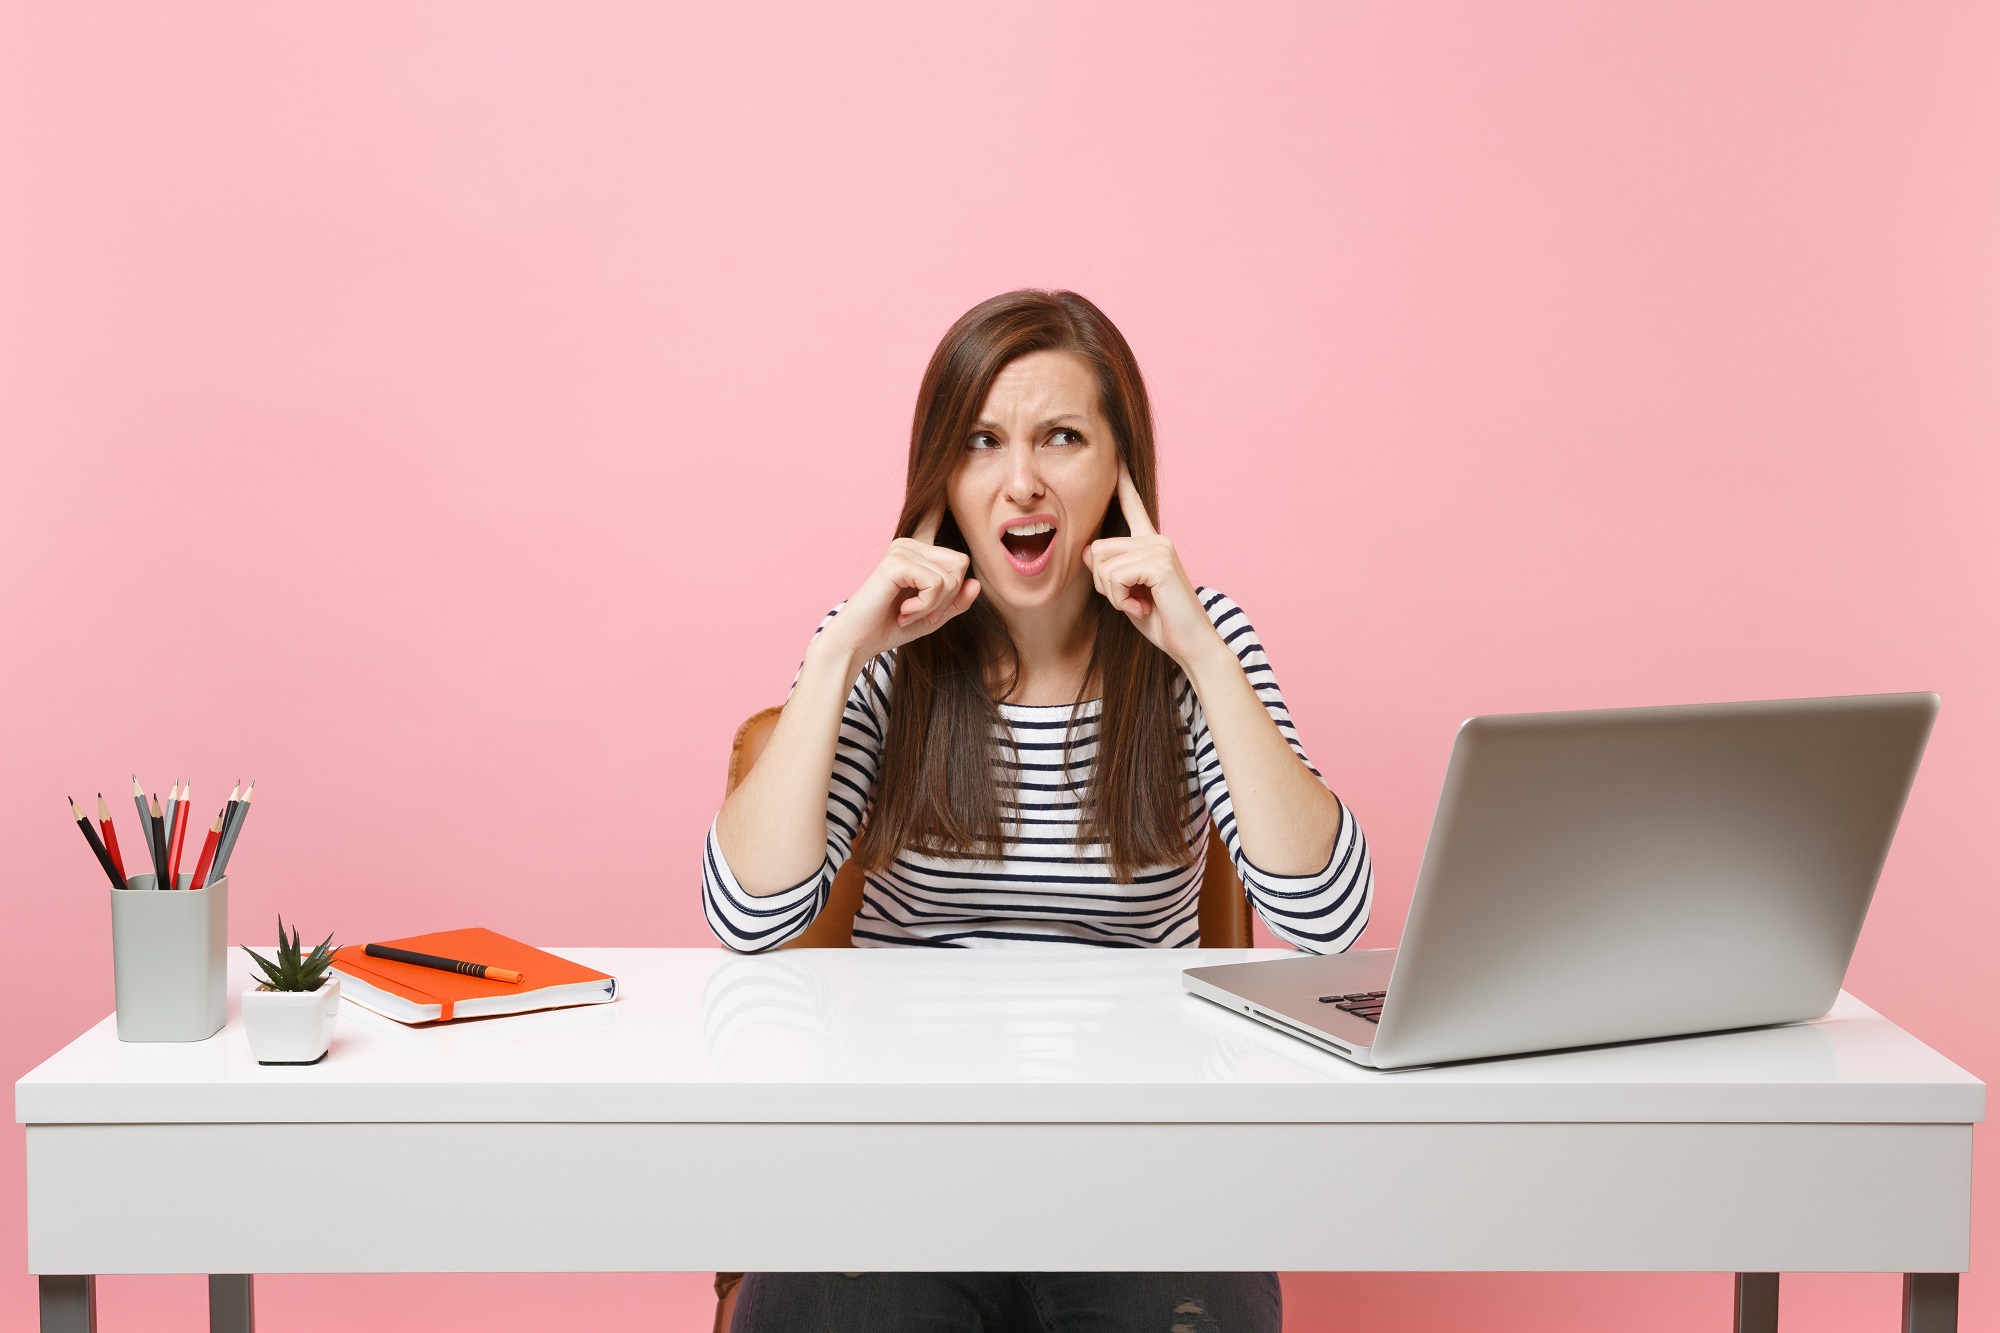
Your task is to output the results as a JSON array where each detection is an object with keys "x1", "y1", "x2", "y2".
[{"x1": 1003, "y1": 443, "x2": 1045, "y2": 503}]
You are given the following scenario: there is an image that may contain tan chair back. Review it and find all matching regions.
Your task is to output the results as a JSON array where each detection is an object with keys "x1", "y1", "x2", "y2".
[{"x1": 724, "y1": 705, "x2": 1253, "y2": 949}]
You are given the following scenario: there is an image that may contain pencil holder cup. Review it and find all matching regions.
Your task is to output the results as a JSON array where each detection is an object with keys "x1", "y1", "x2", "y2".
[{"x1": 109, "y1": 873, "x2": 229, "y2": 1042}]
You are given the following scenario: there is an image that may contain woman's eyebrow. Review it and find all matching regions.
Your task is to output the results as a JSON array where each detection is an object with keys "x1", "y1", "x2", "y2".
[{"x1": 971, "y1": 414, "x2": 1088, "y2": 430}]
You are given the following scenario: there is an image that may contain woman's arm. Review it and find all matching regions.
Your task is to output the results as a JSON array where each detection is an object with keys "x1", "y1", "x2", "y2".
[
  {"x1": 1180, "y1": 591, "x2": 1372, "y2": 952},
  {"x1": 1085, "y1": 466, "x2": 1343, "y2": 872},
  {"x1": 714, "y1": 628, "x2": 878, "y2": 895},
  {"x1": 702, "y1": 619, "x2": 885, "y2": 953},
  {"x1": 704, "y1": 510, "x2": 978, "y2": 951},
  {"x1": 1086, "y1": 466, "x2": 1370, "y2": 951},
  {"x1": 1179, "y1": 609, "x2": 1342, "y2": 874}
]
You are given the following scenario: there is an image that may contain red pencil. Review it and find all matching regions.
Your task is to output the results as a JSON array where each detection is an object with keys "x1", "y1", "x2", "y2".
[
  {"x1": 96, "y1": 794, "x2": 127, "y2": 881},
  {"x1": 188, "y1": 815, "x2": 224, "y2": 892},
  {"x1": 166, "y1": 792, "x2": 190, "y2": 889}
]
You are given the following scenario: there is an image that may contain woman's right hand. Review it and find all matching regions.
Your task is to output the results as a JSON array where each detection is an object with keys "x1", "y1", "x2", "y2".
[{"x1": 822, "y1": 505, "x2": 981, "y2": 661}]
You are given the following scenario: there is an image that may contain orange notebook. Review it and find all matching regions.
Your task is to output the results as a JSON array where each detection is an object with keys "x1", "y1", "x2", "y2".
[{"x1": 331, "y1": 928, "x2": 618, "y2": 1025}]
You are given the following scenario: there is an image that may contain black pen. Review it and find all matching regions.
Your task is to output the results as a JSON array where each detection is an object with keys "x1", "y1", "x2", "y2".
[{"x1": 364, "y1": 943, "x2": 523, "y2": 983}]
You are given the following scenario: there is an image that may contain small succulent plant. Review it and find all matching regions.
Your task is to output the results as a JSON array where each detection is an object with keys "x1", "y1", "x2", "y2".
[{"x1": 242, "y1": 916, "x2": 337, "y2": 992}]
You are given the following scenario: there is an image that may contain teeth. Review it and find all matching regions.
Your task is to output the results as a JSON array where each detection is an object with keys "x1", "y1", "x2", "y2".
[{"x1": 1004, "y1": 521, "x2": 1055, "y2": 537}]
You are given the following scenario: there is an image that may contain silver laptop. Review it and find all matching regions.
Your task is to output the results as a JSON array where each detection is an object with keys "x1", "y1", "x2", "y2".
[{"x1": 1183, "y1": 692, "x2": 1937, "y2": 1070}]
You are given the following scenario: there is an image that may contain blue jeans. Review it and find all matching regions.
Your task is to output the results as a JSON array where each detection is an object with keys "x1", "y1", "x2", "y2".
[{"x1": 730, "y1": 1271, "x2": 1281, "y2": 1333}]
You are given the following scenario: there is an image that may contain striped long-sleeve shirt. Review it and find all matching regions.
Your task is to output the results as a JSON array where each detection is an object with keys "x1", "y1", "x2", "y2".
[{"x1": 703, "y1": 589, "x2": 1371, "y2": 953}]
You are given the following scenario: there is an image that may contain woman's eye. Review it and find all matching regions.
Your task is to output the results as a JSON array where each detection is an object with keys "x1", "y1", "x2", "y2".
[
  {"x1": 1049, "y1": 429, "x2": 1084, "y2": 447},
  {"x1": 967, "y1": 433, "x2": 999, "y2": 451}
]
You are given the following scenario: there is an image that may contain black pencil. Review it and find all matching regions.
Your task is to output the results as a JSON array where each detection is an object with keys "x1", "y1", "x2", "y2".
[
  {"x1": 213, "y1": 781, "x2": 245, "y2": 875},
  {"x1": 150, "y1": 795, "x2": 168, "y2": 881},
  {"x1": 70, "y1": 798, "x2": 127, "y2": 890},
  {"x1": 206, "y1": 783, "x2": 239, "y2": 877},
  {"x1": 148, "y1": 794, "x2": 169, "y2": 888},
  {"x1": 213, "y1": 779, "x2": 254, "y2": 879}
]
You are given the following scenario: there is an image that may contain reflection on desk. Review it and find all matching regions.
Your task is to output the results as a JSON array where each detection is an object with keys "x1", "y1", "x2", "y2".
[{"x1": 702, "y1": 948, "x2": 1249, "y2": 1084}]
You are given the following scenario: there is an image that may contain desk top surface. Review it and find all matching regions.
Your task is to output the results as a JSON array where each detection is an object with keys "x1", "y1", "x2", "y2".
[{"x1": 16, "y1": 948, "x2": 1984, "y2": 1126}]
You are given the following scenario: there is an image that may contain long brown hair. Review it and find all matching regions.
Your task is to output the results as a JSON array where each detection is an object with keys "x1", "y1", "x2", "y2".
[{"x1": 858, "y1": 290, "x2": 1192, "y2": 883}]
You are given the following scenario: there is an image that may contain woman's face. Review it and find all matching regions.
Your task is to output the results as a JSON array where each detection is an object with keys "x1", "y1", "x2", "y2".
[{"x1": 947, "y1": 349, "x2": 1121, "y2": 620}]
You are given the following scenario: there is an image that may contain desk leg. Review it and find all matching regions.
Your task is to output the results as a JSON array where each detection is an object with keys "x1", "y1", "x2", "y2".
[
  {"x1": 209, "y1": 1274, "x2": 255, "y2": 1333},
  {"x1": 1732, "y1": 1273, "x2": 1777, "y2": 1333},
  {"x1": 1902, "y1": 1274, "x2": 1957, "y2": 1333},
  {"x1": 38, "y1": 1276, "x2": 97, "y2": 1333}
]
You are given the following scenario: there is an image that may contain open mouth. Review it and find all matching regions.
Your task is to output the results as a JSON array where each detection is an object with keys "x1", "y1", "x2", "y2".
[{"x1": 999, "y1": 518, "x2": 1058, "y2": 575}]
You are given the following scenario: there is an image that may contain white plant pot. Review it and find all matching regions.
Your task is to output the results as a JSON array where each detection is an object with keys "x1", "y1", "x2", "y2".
[{"x1": 241, "y1": 977, "x2": 341, "y2": 1065}]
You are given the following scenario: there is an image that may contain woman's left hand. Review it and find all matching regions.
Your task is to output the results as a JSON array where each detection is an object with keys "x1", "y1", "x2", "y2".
[{"x1": 1085, "y1": 463, "x2": 1228, "y2": 668}]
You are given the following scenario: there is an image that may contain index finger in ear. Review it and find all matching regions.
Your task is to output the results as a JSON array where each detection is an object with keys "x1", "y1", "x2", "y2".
[
  {"x1": 912, "y1": 502, "x2": 947, "y2": 547},
  {"x1": 1117, "y1": 462, "x2": 1157, "y2": 537}
]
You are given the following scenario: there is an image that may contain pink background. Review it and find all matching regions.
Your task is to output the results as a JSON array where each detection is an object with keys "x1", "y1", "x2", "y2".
[{"x1": 3, "y1": 2, "x2": 1995, "y2": 1329}]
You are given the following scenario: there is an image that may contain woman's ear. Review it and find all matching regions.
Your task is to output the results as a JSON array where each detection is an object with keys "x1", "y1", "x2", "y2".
[
  {"x1": 1101, "y1": 485, "x2": 1131, "y2": 540},
  {"x1": 937, "y1": 506, "x2": 969, "y2": 553}
]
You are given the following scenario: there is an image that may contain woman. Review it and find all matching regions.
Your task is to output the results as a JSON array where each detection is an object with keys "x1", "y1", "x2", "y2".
[{"x1": 704, "y1": 290, "x2": 1371, "y2": 1331}]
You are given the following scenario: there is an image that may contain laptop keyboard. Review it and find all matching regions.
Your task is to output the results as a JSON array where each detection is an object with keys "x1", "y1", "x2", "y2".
[{"x1": 1319, "y1": 990, "x2": 1386, "y2": 1023}]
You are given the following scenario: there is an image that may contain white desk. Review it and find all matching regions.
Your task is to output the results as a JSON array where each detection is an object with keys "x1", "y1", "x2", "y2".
[{"x1": 17, "y1": 948, "x2": 1984, "y2": 1332}]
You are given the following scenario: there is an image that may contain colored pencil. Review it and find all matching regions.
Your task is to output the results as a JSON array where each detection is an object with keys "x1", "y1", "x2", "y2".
[
  {"x1": 364, "y1": 943, "x2": 523, "y2": 984},
  {"x1": 215, "y1": 783, "x2": 241, "y2": 868},
  {"x1": 151, "y1": 798, "x2": 169, "y2": 881},
  {"x1": 70, "y1": 798, "x2": 127, "y2": 891},
  {"x1": 188, "y1": 815, "x2": 224, "y2": 892},
  {"x1": 166, "y1": 788, "x2": 190, "y2": 889},
  {"x1": 153, "y1": 786, "x2": 172, "y2": 881},
  {"x1": 213, "y1": 779, "x2": 254, "y2": 878},
  {"x1": 148, "y1": 794, "x2": 169, "y2": 888},
  {"x1": 96, "y1": 794, "x2": 126, "y2": 881},
  {"x1": 163, "y1": 781, "x2": 180, "y2": 863},
  {"x1": 132, "y1": 776, "x2": 164, "y2": 882}
]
